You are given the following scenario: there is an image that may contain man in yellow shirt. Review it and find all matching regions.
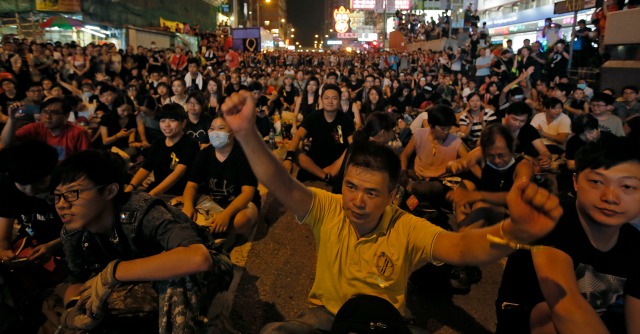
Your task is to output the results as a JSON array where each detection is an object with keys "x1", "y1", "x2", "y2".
[{"x1": 221, "y1": 91, "x2": 563, "y2": 333}]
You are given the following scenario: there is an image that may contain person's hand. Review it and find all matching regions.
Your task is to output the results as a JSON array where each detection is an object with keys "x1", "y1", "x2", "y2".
[
  {"x1": 538, "y1": 154, "x2": 551, "y2": 169},
  {"x1": 116, "y1": 128, "x2": 129, "y2": 139},
  {"x1": 78, "y1": 260, "x2": 120, "y2": 317},
  {"x1": 0, "y1": 249, "x2": 17, "y2": 262},
  {"x1": 505, "y1": 178, "x2": 563, "y2": 243},
  {"x1": 446, "y1": 160, "x2": 468, "y2": 174},
  {"x1": 95, "y1": 72, "x2": 106, "y2": 82},
  {"x1": 27, "y1": 244, "x2": 52, "y2": 264},
  {"x1": 221, "y1": 91, "x2": 257, "y2": 136},
  {"x1": 446, "y1": 188, "x2": 480, "y2": 207},
  {"x1": 7, "y1": 102, "x2": 24, "y2": 119},
  {"x1": 210, "y1": 211, "x2": 232, "y2": 235},
  {"x1": 61, "y1": 305, "x2": 103, "y2": 330},
  {"x1": 182, "y1": 205, "x2": 197, "y2": 221}
]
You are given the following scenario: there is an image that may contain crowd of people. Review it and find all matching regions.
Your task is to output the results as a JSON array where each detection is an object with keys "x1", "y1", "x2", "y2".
[{"x1": 0, "y1": 12, "x2": 639, "y2": 332}]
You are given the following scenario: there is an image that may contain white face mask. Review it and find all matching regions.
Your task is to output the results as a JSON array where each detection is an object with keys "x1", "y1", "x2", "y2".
[
  {"x1": 486, "y1": 157, "x2": 516, "y2": 171},
  {"x1": 209, "y1": 131, "x2": 230, "y2": 149}
]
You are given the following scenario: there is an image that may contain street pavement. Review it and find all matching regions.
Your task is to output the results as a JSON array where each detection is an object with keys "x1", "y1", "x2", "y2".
[{"x1": 217, "y1": 185, "x2": 505, "y2": 334}]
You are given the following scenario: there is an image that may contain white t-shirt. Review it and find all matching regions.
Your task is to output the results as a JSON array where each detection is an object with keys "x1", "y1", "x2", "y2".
[{"x1": 530, "y1": 112, "x2": 571, "y2": 148}]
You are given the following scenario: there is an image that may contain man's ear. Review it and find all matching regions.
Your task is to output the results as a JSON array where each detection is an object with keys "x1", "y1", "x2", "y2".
[
  {"x1": 573, "y1": 173, "x2": 578, "y2": 192},
  {"x1": 103, "y1": 183, "x2": 120, "y2": 201}
]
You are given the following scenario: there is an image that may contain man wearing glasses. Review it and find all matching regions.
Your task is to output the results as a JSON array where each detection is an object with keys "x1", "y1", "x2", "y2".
[
  {"x1": 14, "y1": 82, "x2": 45, "y2": 129},
  {"x1": 50, "y1": 150, "x2": 233, "y2": 333},
  {"x1": 0, "y1": 97, "x2": 91, "y2": 161},
  {"x1": 589, "y1": 93, "x2": 625, "y2": 137}
]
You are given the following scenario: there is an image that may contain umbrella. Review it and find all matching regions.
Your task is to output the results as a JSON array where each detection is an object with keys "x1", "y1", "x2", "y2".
[{"x1": 40, "y1": 16, "x2": 84, "y2": 30}]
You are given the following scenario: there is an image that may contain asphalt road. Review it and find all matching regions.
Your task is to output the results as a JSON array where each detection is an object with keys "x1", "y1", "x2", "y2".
[{"x1": 220, "y1": 187, "x2": 505, "y2": 334}]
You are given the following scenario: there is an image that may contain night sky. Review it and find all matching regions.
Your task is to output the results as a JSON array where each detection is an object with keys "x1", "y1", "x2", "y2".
[{"x1": 286, "y1": 0, "x2": 325, "y2": 47}]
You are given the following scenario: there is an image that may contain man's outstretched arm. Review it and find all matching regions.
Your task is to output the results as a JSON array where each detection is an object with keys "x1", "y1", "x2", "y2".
[{"x1": 222, "y1": 91, "x2": 312, "y2": 219}]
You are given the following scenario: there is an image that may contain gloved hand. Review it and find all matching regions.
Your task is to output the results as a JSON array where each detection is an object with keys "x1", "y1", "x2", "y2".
[
  {"x1": 78, "y1": 259, "x2": 121, "y2": 316},
  {"x1": 61, "y1": 304, "x2": 103, "y2": 330}
]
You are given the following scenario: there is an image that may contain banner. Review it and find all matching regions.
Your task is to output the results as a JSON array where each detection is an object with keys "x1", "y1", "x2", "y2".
[
  {"x1": 160, "y1": 17, "x2": 184, "y2": 33},
  {"x1": 35, "y1": 0, "x2": 81, "y2": 12}
]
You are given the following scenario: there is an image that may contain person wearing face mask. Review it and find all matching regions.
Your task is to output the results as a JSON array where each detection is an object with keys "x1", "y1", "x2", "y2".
[
  {"x1": 125, "y1": 103, "x2": 199, "y2": 199},
  {"x1": 446, "y1": 124, "x2": 535, "y2": 225},
  {"x1": 181, "y1": 116, "x2": 260, "y2": 240}
]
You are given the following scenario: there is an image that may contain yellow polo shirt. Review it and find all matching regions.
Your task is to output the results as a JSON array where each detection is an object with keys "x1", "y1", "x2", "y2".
[{"x1": 298, "y1": 188, "x2": 444, "y2": 316}]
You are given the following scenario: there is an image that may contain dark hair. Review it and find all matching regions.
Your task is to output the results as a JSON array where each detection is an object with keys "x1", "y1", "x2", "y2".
[
  {"x1": 302, "y1": 77, "x2": 320, "y2": 109},
  {"x1": 41, "y1": 97, "x2": 72, "y2": 114},
  {"x1": 186, "y1": 91, "x2": 206, "y2": 108},
  {"x1": 575, "y1": 136, "x2": 640, "y2": 174},
  {"x1": 99, "y1": 84, "x2": 118, "y2": 95},
  {"x1": 140, "y1": 95, "x2": 158, "y2": 112},
  {"x1": 555, "y1": 83, "x2": 571, "y2": 97},
  {"x1": 590, "y1": 92, "x2": 615, "y2": 106},
  {"x1": 480, "y1": 123, "x2": 515, "y2": 154},
  {"x1": 51, "y1": 149, "x2": 129, "y2": 198},
  {"x1": 622, "y1": 85, "x2": 639, "y2": 94},
  {"x1": 322, "y1": 83, "x2": 341, "y2": 97},
  {"x1": 466, "y1": 92, "x2": 481, "y2": 103},
  {"x1": 248, "y1": 80, "x2": 264, "y2": 92},
  {"x1": 543, "y1": 97, "x2": 563, "y2": 109},
  {"x1": 187, "y1": 58, "x2": 200, "y2": 66},
  {"x1": 157, "y1": 103, "x2": 186, "y2": 121},
  {"x1": 1, "y1": 141, "x2": 58, "y2": 184},
  {"x1": 326, "y1": 71, "x2": 339, "y2": 79},
  {"x1": 172, "y1": 78, "x2": 186, "y2": 87},
  {"x1": 505, "y1": 101, "x2": 533, "y2": 119},
  {"x1": 427, "y1": 105, "x2": 457, "y2": 127},
  {"x1": 601, "y1": 88, "x2": 616, "y2": 96},
  {"x1": 112, "y1": 95, "x2": 134, "y2": 111},
  {"x1": 353, "y1": 112, "x2": 396, "y2": 144},
  {"x1": 346, "y1": 141, "x2": 401, "y2": 191},
  {"x1": 571, "y1": 113, "x2": 599, "y2": 135}
]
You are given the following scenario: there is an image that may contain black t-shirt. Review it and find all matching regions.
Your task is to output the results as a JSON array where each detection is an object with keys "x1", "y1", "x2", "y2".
[
  {"x1": 255, "y1": 114, "x2": 272, "y2": 138},
  {"x1": 0, "y1": 177, "x2": 62, "y2": 245},
  {"x1": 515, "y1": 124, "x2": 542, "y2": 157},
  {"x1": 189, "y1": 145, "x2": 260, "y2": 208},
  {"x1": 300, "y1": 110, "x2": 355, "y2": 169},
  {"x1": 497, "y1": 200, "x2": 640, "y2": 331},
  {"x1": 278, "y1": 86, "x2": 299, "y2": 107},
  {"x1": 479, "y1": 157, "x2": 522, "y2": 192},
  {"x1": 98, "y1": 112, "x2": 137, "y2": 149},
  {"x1": 142, "y1": 135, "x2": 199, "y2": 196},
  {"x1": 184, "y1": 114, "x2": 213, "y2": 145},
  {"x1": 0, "y1": 91, "x2": 24, "y2": 115}
]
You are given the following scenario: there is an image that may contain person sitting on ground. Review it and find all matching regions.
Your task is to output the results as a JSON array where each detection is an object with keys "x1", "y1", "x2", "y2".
[
  {"x1": 530, "y1": 97, "x2": 571, "y2": 155},
  {"x1": 98, "y1": 96, "x2": 139, "y2": 161},
  {"x1": 0, "y1": 141, "x2": 66, "y2": 333},
  {"x1": 134, "y1": 95, "x2": 162, "y2": 149},
  {"x1": 400, "y1": 105, "x2": 470, "y2": 210},
  {"x1": 0, "y1": 97, "x2": 91, "y2": 160},
  {"x1": 125, "y1": 103, "x2": 199, "y2": 200},
  {"x1": 446, "y1": 124, "x2": 536, "y2": 225},
  {"x1": 220, "y1": 90, "x2": 562, "y2": 333},
  {"x1": 588, "y1": 92, "x2": 625, "y2": 137},
  {"x1": 51, "y1": 149, "x2": 233, "y2": 333},
  {"x1": 181, "y1": 116, "x2": 260, "y2": 241},
  {"x1": 184, "y1": 91, "x2": 213, "y2": 148},
  {"x1": 184, "y1": 58, "x2": 204, "y2": 92},
  {"x1": 458, "y1": 92, "x2": 498, "y2": 148},
  {"x1": 501, "y1": 101, "x2": 551, "y2": 169},
  {"x1": 495, "y1": 136, "x2": 640, "y2": 334},
  {"x1": 613, "y1": 85, "x2": 640, "y2": 122},
  {"x1": 284, "y1": 84, "x2": 355, "y2": 183}
]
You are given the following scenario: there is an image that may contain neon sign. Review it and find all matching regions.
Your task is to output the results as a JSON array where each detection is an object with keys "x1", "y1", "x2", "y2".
[{"x1": 334, "y1": 6, "x2": 351, "y2": 34}]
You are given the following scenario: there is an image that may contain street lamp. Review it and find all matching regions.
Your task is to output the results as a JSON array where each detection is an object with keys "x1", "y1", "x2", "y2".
[{"x1": 315, "y1": 34, "x2": 318, "y2": 38}]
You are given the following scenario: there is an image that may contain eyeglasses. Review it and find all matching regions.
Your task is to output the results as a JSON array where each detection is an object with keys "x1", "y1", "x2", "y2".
[
  {"x1": 41, "y1": 109, "x2": 66, "y2": 116},
  {"x1": 589, "y1": 103, "x2": 607, "y2": 108},
  {"x1": 46, "y1": 185, "x2": 105, "y2": 205}
]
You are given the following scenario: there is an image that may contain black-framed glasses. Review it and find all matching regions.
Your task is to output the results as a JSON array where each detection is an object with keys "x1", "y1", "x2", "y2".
[
  {"x1": 46, "y1": 185, "x2": 105, "y2": 205},
  {"x1": 41, "y1": 109, "x2": 66, "y2": 116}
]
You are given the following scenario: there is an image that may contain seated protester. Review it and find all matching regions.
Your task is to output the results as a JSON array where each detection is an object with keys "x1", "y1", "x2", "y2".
[
  {"x1": 324, "y1": 112, "x2": 397, "y2": 194},
  {"x1": 182, "y1": 116, "x2": 260, "y2": 239},
  {"x1": 204, "y1": 77, "x2": 224, "y2": 116},
  {"x1": 388, "y1": 84, "x2": 413, "y2": 116},
  {"x1": 495, "y1": 136, "x2": 640, "y2": 334},
  {"x1": 135, "y1": 95, "x2": 162, "y2": 149},
  {"x1": 446, "y1": 124, "x2": 536, "y2": 225},
  {"x1": 223, "y1": 72, "x2": 248, "y2": 98},
  {"x1": 483, "y1": 81, "x2": 501, "y2": 112},
  {"x1": 0, "y1": 78, "x2": 24, "y2": 124},
  {"x1": 184, "y1": 92, "x2": 213, "y2": 148},
  {"x1": 412, "y1": 84, "x2": 442, "y2": 112},
  {"x1": 565, "y1": 86, "x2": 589, "y2": 118},
  {"x1": 250, "y1": 81, "x2": 273, "y2": 139},
  {"x1": 292, "y1": 77, "x2": 321, "y2": 132},
  {"x1": 395, "y1": 114, "x2": 413, "y2": 148},
  {"x1": 219, "y1": 91, "x2": 562, "y2": 333},
  {"x1": 283, "y1": 84, "x2": 355, "y2": 183},
  {"x1": 169, "y1": 78, "x2": 188, "y2": 109},
  {"x1": 94, "y1": 83, "x2": 118, "y2": 116},
  {"x1": 458, "y1": 93, "x2": 498, "y2": 149},
  {"x1": 155, "y1": 82, "x2": 172, "y2": 106},
  {"x1": 556, "y1": 113, "x2": 618, "y2": 194},
  {"x1": 276, "y1": 75, "x2": 299, "y2": 112},
  {"x1": 16, "y1": 82, "x2": 46, "y2": 129},
  {"x1": 358, "y1": 86, "x2": 387, "y2": 122},
  {"x1": 530, "y1": 97, "x2": 571, "y2": 155},
  {"x1": 51, "y1": 150, "x2": 233, "y2": 333},
  {"x1": 184, "y1": 58, "x2": 204, "y2": 92},
  {"x1": 502, "y1": 102, "x2": 551, "y2": 169},
  {"x1": 613, "y1": 85, "x2": 640, "y2": 122},
  {"x1": 98, "y1": 96, "x2": 139, "y2": 161},
  {"x1": 125, "y1": 103, "x2": 198, "y2": 199},
  {"x1": 400, "y1": 105, "x2": 469, "y2": 209},
  {"x1": 0, "y1": 142, "x2": 65, "y2": 333},
  {"x1": 589, "y1": 92, "x2": 625, "y2": 137},
  {"x1": 0, "y1": 97, "x2": 91, "y2": 160}
]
